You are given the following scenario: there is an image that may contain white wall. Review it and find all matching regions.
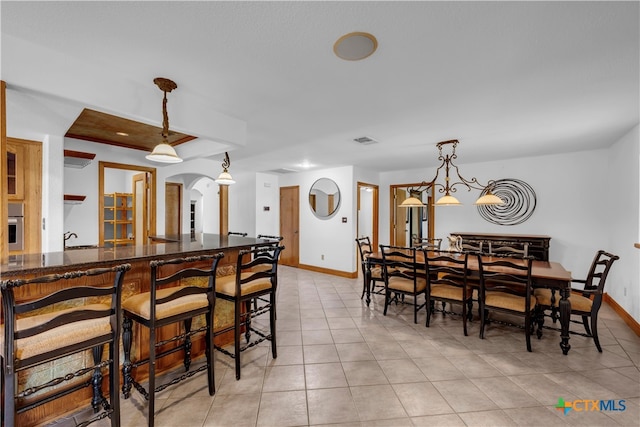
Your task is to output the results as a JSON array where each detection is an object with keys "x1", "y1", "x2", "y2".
[
  {"x1": 42, "y1": 135, "x2": 65, "y2": 252},
  {"x1": 607, "y1": 124, "x2": 639, "y2": 321},
  {"x1": 227, "y1": 171, "x2": 256, "y2": 236},
  {"x1": 255, "y1": 172, "x2": 280, "y2": 237},
  {"x1": 358, "y1": 188, "x2": 374, "y2": 239},
  {"x1": 280, "y1": 166, "x2": 355, "y2": 273},
  {"x1": 192, "y1": 178, "x2": 219, "y2": 234},
  {"x1": 380, "y1": 150, "x2": 610, "y2": 274}
]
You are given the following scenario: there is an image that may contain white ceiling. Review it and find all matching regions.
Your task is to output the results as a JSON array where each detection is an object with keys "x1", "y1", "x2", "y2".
[{"x1": 1, "y1": 1, "x2": 638, "y2": 174}]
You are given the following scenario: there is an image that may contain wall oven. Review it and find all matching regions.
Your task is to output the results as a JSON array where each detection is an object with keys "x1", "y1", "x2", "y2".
[{"x1": 8, "y1": 202, "x2": 24, "y2": 252}]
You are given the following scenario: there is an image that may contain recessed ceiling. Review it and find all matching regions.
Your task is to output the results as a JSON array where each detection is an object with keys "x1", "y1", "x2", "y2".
[{"x1": 64, "y1": 108, "x2": 197, "y2": 152}]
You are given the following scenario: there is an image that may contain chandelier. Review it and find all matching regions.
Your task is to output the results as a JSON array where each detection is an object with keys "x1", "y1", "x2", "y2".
[
  {"x1": 146, "y1": 77, "x2": 183, "y2": 163},
  {"x1": 400, "y1": 139, "x2": 504, "y2": 207}
]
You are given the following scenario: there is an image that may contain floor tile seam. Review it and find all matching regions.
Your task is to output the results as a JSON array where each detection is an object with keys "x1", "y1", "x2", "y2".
[
  {"x1": 424, "y1": 378, "x2": 481, "y2": 416},
  {"x1": 499, "y1": 405, "x2": 569, "y2": 426},
  {"x1": 611, "y1": 366, "x2": 640, "y2": 383},
  {"x1": 346, "y1": 384, "x2": 410, "y2": 422},
  {"x1": 385, "y1": 381, "x2": 457, "y2": 419},
  {"x1": 501, "y1": 372, "x2": 582, "y2": 406},
  {"x1": 466, "y1": 376, "x2": 550, "y2": 411},
  {"x1": 541, "y1": 370, "x2": 622, "y2": 399},
  {"x1": 588, "y1": 366, "x2": 640, "y2": 394}
]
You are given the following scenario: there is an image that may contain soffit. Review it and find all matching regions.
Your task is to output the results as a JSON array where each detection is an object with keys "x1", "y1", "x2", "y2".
[{"x1": 64, "y1": 109, "x2": 197, "y2": 152}]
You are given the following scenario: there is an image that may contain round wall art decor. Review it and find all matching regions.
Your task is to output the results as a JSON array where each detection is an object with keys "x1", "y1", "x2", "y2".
[{"x1": 477, "y1": 178, "x2": 536, "y2": 226}]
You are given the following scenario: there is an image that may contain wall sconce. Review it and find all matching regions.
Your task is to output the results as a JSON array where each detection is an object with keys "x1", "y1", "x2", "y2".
[{"x1": 214, "y1": 152, "x2": 235, "y2": 185}]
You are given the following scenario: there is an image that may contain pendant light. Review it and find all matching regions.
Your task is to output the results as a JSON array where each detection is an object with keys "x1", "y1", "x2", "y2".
[
  {"x1": 400, "y1": 139, "x2": 504, "y2": 207},
  {"x1": 215, "y1": 152, "x2": 235, "y2": 185},
  {"x1": 146, "y1": 77, "x2": 183, "y2": 163}
]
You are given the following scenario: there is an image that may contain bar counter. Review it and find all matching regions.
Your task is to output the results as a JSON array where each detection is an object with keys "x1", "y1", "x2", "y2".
[
  {"x1": 0, "y1": 233, "x2": 269, "y2": 276},
  {"x1": 1, "y1": 233, "x2": 270, "y2": 426}
]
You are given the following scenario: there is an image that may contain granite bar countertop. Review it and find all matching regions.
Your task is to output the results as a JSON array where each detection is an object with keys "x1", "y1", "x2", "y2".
[{"x1": 1, "y1": 233, "x2": 269, "y2": 277}]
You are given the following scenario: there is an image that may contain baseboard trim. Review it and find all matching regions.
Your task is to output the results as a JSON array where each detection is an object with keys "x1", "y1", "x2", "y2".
[
  {"x1": 604, "y1": 293, "x2": 640, "y2": 336},
  {"x1": 297, "y1": 264, "x2": 358, "y2": 279}
]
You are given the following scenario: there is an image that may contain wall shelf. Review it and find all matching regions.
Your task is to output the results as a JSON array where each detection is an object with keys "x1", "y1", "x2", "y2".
[
  {"x1": 64, "y1": 194, "x2": 86, "y2": 204},
  {"x1": 103, "y1": 193, "x2": 133, "y2": 247},
  {"x1": 64, "y1": 149, "x2": 96, "y2": 169}
]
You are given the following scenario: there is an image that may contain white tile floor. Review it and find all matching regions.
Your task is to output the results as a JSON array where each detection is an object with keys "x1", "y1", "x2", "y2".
[{"x1": 50, "y1": 266, "x2": 639, "y2": 426}]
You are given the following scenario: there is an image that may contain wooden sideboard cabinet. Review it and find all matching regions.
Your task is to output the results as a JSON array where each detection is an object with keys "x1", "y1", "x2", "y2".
[{"x1": 451, "y1": 232, "x2": 551, "y2": 261}]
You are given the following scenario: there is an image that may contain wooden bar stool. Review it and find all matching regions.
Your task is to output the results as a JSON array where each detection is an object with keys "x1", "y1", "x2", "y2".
[
  {"x1": 121, "y1": 253, "x2": 223, "y2": 427},
  {"x1": 214, "y1": 245, "x2": 284, "y2": 380},
  {"x1": 1, "y1": 263, "x2": 130, "y2": 427}
]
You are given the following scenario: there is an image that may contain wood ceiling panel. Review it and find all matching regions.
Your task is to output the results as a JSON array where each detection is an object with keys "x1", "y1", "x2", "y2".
[{"x1": 65, "y1": 108, "x2": 196, "y2": 151}]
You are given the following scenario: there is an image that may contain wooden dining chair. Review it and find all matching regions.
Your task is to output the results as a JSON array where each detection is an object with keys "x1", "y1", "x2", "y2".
[
  {"x1": 257, "y1": 234, "x2": 284, "y2": 242},
  {"x1": 478, "y1": 255, "x2": 537, "y2": 352},
  {"x1": 488, "y1": 240, "x2": 529, "y2": 258},
  {"x1": 379, "y1": 245, "x2": 427, "y2": 324},
  {"x1": 1, "y1": 263, "x2": 130, "y2": 427},
  {"x1": 356, "y1": 237, "x2": 385, "y2": 303},
  {"x1": 461, "y1": 240, "x2": 485, "y2": 254},
  {"x1": 534, "y1": 250, "x2": 619, "y2": 352},
  {"x1": 121, "y1": 253, "x2": 223, "y2": 427},
  {"x1": 423, "y1": 250, "x2": 472, "y2": 335},
  {"x1": 412, "y1": 237, "x2": 443, "y2": 251}
]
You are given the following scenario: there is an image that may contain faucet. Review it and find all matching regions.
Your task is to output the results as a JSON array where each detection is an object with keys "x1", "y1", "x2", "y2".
[{"x1": 64, "y1": 231, "x2": 78, "y2": 242}]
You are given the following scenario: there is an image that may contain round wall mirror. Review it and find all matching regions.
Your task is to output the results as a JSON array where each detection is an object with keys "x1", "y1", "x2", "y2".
[{"x1": 309, "y1": 178, "x2": 341, "y2": 219}]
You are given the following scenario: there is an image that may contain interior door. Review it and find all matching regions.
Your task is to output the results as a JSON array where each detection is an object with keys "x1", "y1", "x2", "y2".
[
  {"x1": 357, "y1": 182, "x2": 379, "y2": 242},
  {"x1": 279, "y1": 186, "x2": 299, "y2": 266},
  {"x1": 394, "y1": 188, "x2": 407, "y2": 247},
  {"x1": 133, "y1": 173, "x2": 149, "y2": 245},
  {"x1": 165, "y1": 182, "x2": 182, "y2": 236},
  {"x1": 390, "y1": 184, "x2": 435, "y2": 247}
]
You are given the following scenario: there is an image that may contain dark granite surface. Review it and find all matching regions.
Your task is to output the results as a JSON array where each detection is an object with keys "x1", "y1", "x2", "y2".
[{"x1": 0, "y1": 234, "x2": 268, "y2": 277}]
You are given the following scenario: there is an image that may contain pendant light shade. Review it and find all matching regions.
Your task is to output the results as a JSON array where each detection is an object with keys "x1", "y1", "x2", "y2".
[
  {"x1": 474, "y1": 191, "x2": 503, "y2": 205},
  {"x1": 146, "y1": 77, "x2": 183, "y2": 163},
  {"x1": 399, "y1": 195, "x2": 426, "y2": 207},
  {"x1": 435, "y1": 194, "x2": 462, "y2": 206},
  {"x1": 146, "y1": 142, "x2": 182, "y2": 163},
  {"x1": 215, "y1": 171, "x2": 235, "y2": 185}
]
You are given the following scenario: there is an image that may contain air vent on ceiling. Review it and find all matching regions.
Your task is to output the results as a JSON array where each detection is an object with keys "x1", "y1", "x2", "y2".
[
  {"x1": 353, "y1": 136, "x2": 378, "y2": 145},
  {"x1": 267, "y1": 168, "x2": 298, "y2": 174}
]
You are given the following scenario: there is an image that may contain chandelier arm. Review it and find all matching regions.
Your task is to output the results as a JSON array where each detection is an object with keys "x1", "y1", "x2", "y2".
[{"x1": 447, "y1": 164, "x2": 488, "y2": 192}]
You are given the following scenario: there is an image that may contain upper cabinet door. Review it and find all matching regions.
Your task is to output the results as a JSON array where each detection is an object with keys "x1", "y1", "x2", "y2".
[{"x1": 6, "y1": 142, "x2": 24, "y2": 200}]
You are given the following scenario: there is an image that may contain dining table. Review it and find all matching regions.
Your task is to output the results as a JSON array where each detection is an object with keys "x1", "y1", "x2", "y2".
[{"x1": 366, "y1": 250, "x2": 574, "y2": 355}]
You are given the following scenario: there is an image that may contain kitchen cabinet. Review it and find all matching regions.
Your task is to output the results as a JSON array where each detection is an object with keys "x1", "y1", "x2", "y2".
[
  {"x1": 103, "y1": 193, "x2": 133, "y2": 247},
  {"x1": 6, "y1": 142, "x2": 25, "y2": 200}
]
